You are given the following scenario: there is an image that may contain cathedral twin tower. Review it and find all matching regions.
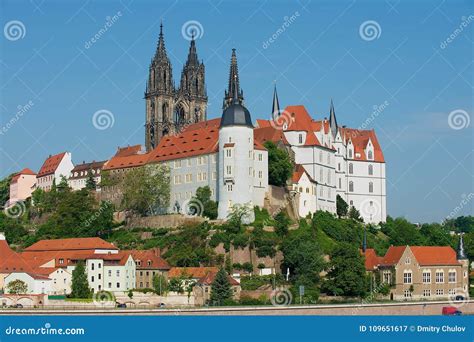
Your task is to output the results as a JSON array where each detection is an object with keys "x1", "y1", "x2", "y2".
[
  {"x1": 145, "y1": 24, "x2": 244, "y2": 151},
  {"x1": 145, "y1": 23, "x2": 207, "y2": 151}
]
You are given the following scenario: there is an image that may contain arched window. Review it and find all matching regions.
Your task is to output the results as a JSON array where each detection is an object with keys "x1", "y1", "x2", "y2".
[
  {"x1": 349, "y1": 163, "x2": 353, "y2": 174},
  {"x1": 369, "y1": 182, "x2": 373, "y2": 193},
  {"x1": 368, "y1": 164, "x2": 373, "y2": 175},
  {"x1": 368, "y1": 150, "x2": 373, "y2": 160},
  {"x1": 349, "y1": 181, "x2": 354, "y2": 192}
]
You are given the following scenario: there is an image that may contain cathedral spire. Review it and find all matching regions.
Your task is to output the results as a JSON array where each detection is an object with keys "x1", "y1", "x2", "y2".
[
  {"x1": 155, "y1": 21, "x2": 168, "y2": 61},
  {"x1": 185, "y1": 31, "x2": 199, "y2": 66},
  {"x1": 272, "y1": 82, "x2": 280, "y2": 116},
  {"x1": 329, "y1": 99, "x2": 338, "y2": 138},
  {"x1": 223, "y1": 48, "x2": 244, "y2": 110}
]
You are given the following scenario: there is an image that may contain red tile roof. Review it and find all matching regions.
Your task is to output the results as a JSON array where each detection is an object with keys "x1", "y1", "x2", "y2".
[
  {"x1": 11, "y1": 168, "x2": 36, "y2": 183},
  {"x1": 0, "y1": 239, "x2": 33, "y2": 274},
  {"x1": 23, "y1": 237, "x2": 117, "y2": 252},
  {"x1": 254, "y1": 126, "x2": 289, "y2": 145},
  {"x1": 37, "y1": 152, "x2": 67, "y2": 177},
  {"x1": 148, "y1": 127, "x2": 219, "y2": 163},
  {"x1": 380, "y1": 246, "x2": 406, "y2": 265},
  {"x1": 340, "y1": 128, "x2": 385, "y2": 163},
  {"x1": 103, "y1": 153, "x2": 150, "y2": 171},
  {"x1": 123, "y1": 249, "x2": 170, "y2": 270},
  {"x1": 410, "y1": 246, "x2": 460, "y2": 266},
  {"x1": 292, "y1": 164, "x2": 315, "y2": 183},
  {"x1": 114, "y1": 145, "x2": 143, "y2": 157},
  {"x1": 168, "y1": 267, "x2": 218, "y2": 279},
  {"x1": 363, "y1": 248, "x2": 382, "y2": 271},
  {"x1": 197, "y1": 271, "x2": 240, "y2": 286}
]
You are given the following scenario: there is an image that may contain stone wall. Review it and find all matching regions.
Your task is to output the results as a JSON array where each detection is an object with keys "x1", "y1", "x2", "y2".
[{"x1": 126, "y1": 214, "x2": 205, "y2": 229}]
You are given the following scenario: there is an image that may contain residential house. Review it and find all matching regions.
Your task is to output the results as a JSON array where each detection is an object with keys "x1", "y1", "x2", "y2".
[
  {"x1": 124, "y1": 249, "x2": 170, "y2": 289},
  {"x1": 68, "y1": 160, "x2": 106, "y2": 191},
  {"x1": 36, "y1": 152, "x2": 74, "y2": 191},
  {"x1": 8, "y1": 168, "x2": 36, "y2": 204}
]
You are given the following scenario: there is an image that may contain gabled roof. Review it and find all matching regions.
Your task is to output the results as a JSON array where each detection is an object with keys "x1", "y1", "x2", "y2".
[
  {"x1": 292, "y1": 164, "x2": 315, "y2": 183},
  {"x1": 197, "y1": 271, "x2": 240, "y2": 286},
  {"x1": 24, "y1": 237, "x2": 117, "y2": 252},
  {"x1": 340, "y1": 128, "x2": 384, "y2": 162},
  {"x1": 37, "y1": 152, "x2": 67, "y2": 177},
  {"x1": 168, "y1": 267, "x2": 218, "y2": 279},
  {"x1": 123, "y1": 249, "x2": 170, "y2": 270},
  {"x1": 114, "y1": 145, "x2": 143, "y2": 157},
  {"x1": 0, "y1": 239, "x2": 33, "y2": 274},
  {"x1": 11, "y1": 168, "x2": 36, "y2": 183},
  {"x1": 380, "y1": 246, "x2": 406, "y2": 266},
  {"x1": 254, "y1": 126, "x2": 289, "y2": 145}
]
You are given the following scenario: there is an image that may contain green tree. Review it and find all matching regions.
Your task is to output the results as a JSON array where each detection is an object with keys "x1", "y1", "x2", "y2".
[
  {"x1": 274, "y1": 211, "x2": 290, "y2": 237},
  {"x1": 210, "y1": 268, "x2": 233, "y2": 306},
  {"x1": 324, "y1": 242, "x2": 367, "y2": 297},
  {"x1": 7, "y1": 279, "x2": 28, "y2": 294},
  {"x1": 336, "y1": 195, "x2": 349, "y2": 218},
  {"x1": 194, "y1": 186, "x2": 218, "y2": 219},
  {"x1": 85, "y1": 170, "x2": 97, "y2": 190},
  {"x1": 348, "y1": 206, "x2": 363, "y2": 222},
  {"x1": 122, "y1": 165, "x2": 170, "y2": 216},
  {"x1": 227, "y1": 203, "x2": 253, "y2": 232},
  {"x1": 70, "y1": 261, "x2": 91, "y2": 298},
  {"x1": 56, "y1": 175, "x2": 70, "y2": 192},
  {"x1": 263, "y1": 141, "x2": 293, "y2": 187},
  {"x1": 380, "y1": 217, "x2": 426, "y2": 246},
  {"x1": 152, "y1": 274, "x2": 168, "y2": 295},
  {"x1": 0, "y1": 173, "x2": 14, "y2": 208}
]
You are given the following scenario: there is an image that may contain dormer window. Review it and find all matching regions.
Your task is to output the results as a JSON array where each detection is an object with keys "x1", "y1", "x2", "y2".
[
  {"x1": 368, "y1": 150, "x2": 373, "y2": 160},
  {"x1": 298, "y1": 134, "x2": 303, "y2": 144},
  {"x1": 348, "y1": 149, "x2": 353, "y2": 159}
]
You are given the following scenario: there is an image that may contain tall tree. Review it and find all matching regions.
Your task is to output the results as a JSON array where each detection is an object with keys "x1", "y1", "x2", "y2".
[
  {"x1": 122, "y1": 165, "x2": 170, "y2": 216},
  {"x1": 152, "y1": 274, "x2": 168, "y2": 295},
  {"x1": 274, "y1": 211, "x2": 290, "y2": 237},
  {"x1": 70, "y1": 261, "x2": 91, "y2": 298},
  {"x1": 348, "y1": 206, "x2": 363, "y2": 222},
  {"x1": 263, "y1": 141, "x2": 293, "y2": 187},
  {"x1": 210, "y1": 268, "x2": 233, "y2": 306},
  {"x1": 336, "y1": 195, "x2": 349, "y2": 218},
  {"x1": 324, "y1": 242, "x2": 367, "y2": 297},
  {"x1": 85, "y1": 170, "x2": 97, "y2": 190},
  {"x1": 0, "y1": 173, "x2": 14, "y2": 207},
  {"x1": 194, "y1": 186, "x2": 218, "y2": 219}
]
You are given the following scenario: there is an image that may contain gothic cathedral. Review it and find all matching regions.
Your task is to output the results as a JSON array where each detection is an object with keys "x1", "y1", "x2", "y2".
[{"x1": 145, "y1": 24, "x2": 207, "y2": 151}]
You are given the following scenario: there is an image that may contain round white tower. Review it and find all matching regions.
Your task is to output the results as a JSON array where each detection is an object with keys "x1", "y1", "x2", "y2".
[{"x1": 218, "y1": 73, "x2": 254, "y2": 221}]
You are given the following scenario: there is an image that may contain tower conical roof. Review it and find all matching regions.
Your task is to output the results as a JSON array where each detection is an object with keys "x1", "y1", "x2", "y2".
[{"x1": 329, "y1": 99, "x2": 338, "y2": 138}]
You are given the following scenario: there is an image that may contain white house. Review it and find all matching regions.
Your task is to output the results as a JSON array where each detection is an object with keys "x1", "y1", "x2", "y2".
[
  {"x1": 36, "y1": 152, "x2": 74, "y2": 191},
  {"x1": 4, "y1": 272, "x2": 52, "y2": 295},
  {"x1": 290, "y1": 165, "x2": 317, "y2": 218},
  {"x1": 68, "y1": 160, "x2": 106, "y2": 191}
]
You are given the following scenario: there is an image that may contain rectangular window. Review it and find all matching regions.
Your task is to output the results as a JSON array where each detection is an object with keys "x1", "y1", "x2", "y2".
[
  {"x1": 174, "y1": 160, "x2": 181, "y2": 168},
  {"x1": 108, "y1": 270, "x2": 112, "y2": 277},
  {"x1": 422, "y1": 271, "x2": 431, "y2": 284},
  {"x1": 423, "y1": 289, "x2": 431, "y2": 297},
  {"x1": 403, "y1": 272, "x2": 412, "y2": 284},
  {"x1": 116, "y1": 270, "x2": 120, "y2": 277},
  {"x1": 91, "y1": 276, "x2": 94, "y2": 282},
  {"x1": 226, "y1": 165, "x2": 232, "y2": 175},
  {"x1": 435, "y1": 271, "x2": 444, "y2": 283},
  {"x1": 258, "y1": 153, "x2": 263, "y2": 161},
  {"x1": 436, "y1": 289, "x2": 444, "y2": 296},
  {"x1": 116, "y1": 282, "x2": 120, "y2": 288},
  {"x1": 185, "y1": 174, "x2": 192, "y2": 183},
  {"x1": 448, "y1": 271, "x2": 456, "y2": 283},
  {"x1": 225, "y1": 149, "x2": 232, "y2": 158}
]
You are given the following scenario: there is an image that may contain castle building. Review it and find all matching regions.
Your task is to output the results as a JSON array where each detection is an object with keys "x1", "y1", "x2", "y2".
[
  {"x1": 147, "y1": 50, "x2": 268, "y2": 220},
  {"x1": 255, "y1": 89, "x2": 386, "y2": 224},
  {"x1": 145, "y1": 24, "x2": 207, "y2": 151}
]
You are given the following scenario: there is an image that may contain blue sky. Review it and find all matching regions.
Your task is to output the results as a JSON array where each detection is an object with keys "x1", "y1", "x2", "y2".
[{"x1": 0, "y1": 0, "x2": 472, "y2": 223}]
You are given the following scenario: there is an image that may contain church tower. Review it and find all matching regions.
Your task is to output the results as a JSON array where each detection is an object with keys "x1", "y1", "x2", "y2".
[
  {"x1": 175, "y1": 33, "x2": 207, "y2": 129},
  {"x1": 145, "y1": 24, "x2": 207, "y2": 152},
  {"x1": 222, "y1": 49, "x2": 244, "y2": 110}
]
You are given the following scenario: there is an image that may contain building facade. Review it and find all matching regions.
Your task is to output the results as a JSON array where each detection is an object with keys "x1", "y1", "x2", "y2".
[
  {"x1": 36, "y1": 152, "x2": 74, "y2": 192},
  {"x1": 145, "y1": 24, "x2": 207, "y2": 151},
  {"x1": 8, "y1": 168, "x2": 36, "y2": 204},
  {"x1": 68, "y1": 160, "x2": 106, "y2": 191}
]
